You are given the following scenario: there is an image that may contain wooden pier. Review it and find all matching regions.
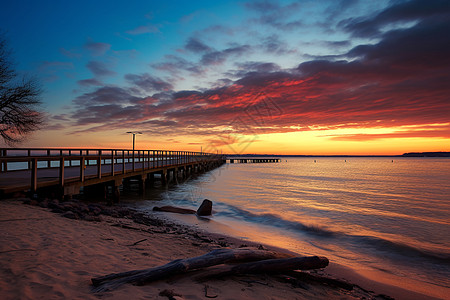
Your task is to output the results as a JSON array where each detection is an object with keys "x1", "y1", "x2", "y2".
[
  {"x1": 228, "y1": 158, "x2": 280, "y2": 164},
  {"x1": 0, "y1": 148, "x2": 225, "y2": 199}
]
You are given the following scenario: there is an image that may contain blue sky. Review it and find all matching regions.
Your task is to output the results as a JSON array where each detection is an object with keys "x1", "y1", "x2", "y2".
[
  {"x1": 1, "y1": 0, "x2": 449, "y2": 154},
  {"x1": 1, "y1": 0, "x2": 383, "y2": 108}
]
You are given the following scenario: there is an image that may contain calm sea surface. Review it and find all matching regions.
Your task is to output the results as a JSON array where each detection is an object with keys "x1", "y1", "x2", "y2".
[{"x1": 129, "y1": 157, "x2": 450, "y2": 296}]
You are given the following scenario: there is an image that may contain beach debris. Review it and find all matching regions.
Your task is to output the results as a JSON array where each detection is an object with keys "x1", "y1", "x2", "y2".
[
  {"x1": 153, "y1": 199, "x2": 213, "y2": 216},
  {"x1": 91, "y1": 248, "x2": 328, "y2": 292}
]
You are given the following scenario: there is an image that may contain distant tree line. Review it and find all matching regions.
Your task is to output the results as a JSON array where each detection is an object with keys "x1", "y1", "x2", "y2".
[{"x1": 402, "y1": 152, "x2": 450, "y2": 157}]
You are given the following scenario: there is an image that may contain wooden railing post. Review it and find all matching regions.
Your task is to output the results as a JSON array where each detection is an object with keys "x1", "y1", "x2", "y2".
[
  {"x1": 152, "y1": 150, "x2": 155, "y2": 168},
  {"x1": 163, "y1": 151, "x2": 166, "y2": 166},
  {"x1": 145, "y1": 150, "x2": 148, "y2": 169},
  {"x1": 0, "y1": 149, "x2": 5, "y2": 172},
  {"x1": 31, "y1": 158, "x2": 37, "y2": 192},
  {"x1": 80, "y1": 156, "x2": 85, "y2": 182},
  {"x1": 28, "y1": 150, "x2": 31, "y2": 169},
  {"x1": 59, "y1": 157, "x2": 65, "y2": 187},
  {"x1": 47, "y1": 150, "x2": 51, "y2": 168},
  {"x1": 138, "y1": 150, "x2": 141, "y2": 170},
  {"x1": 111, "y1": 150, "x2": 115, "y2": 176},
  {"x1": 156, "y1": 151, "x2": 159, "y2": 168},
  {"x1": 122, "y1": 151, "x2": 125, "y2": 174},
  {"x1": 97, "y1": 150, "x2": 102, "y2": 179}
]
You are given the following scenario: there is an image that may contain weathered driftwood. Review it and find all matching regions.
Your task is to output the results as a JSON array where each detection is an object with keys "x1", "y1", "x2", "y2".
[
  {"x1": 195, "y1": 256, "x2": 329, "y2": 281},
  {"x1": 152, "y1": 205, "x2": 196, "y2": 214},
  {"x1": 92, "y1": 248, "x2": 293, "y2": 292},
  {"x1": 153, "y1": 199, "x2": 213, "y2": 216}
]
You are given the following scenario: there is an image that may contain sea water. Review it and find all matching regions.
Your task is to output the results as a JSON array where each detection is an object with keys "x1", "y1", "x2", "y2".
[{"x1": 130, "y1": 157, "x2": 450, "y2": 297}]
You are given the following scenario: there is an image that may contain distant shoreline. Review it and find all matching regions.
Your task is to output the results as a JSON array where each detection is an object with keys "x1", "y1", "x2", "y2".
[{"x1": 226, "y1": 151, "x2": 450, "y2": 158}]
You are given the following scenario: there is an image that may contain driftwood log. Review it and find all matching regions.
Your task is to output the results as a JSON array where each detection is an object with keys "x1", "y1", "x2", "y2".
[
  {"x1": 195, "y1": 256, "x2": 329, "y2": 281},
  {"x1": 153, "y1": 199, "x2": 213, "y2": 216},
  {"x1": 152, "y1": 206, "x2": 195, "y2": 214},
  {"x1": 91, "y1": 248, "x2": 328, "y2": 292}
]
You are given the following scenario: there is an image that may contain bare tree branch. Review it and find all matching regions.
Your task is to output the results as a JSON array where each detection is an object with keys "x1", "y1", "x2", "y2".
[{"x1": 0, "y1": 34, "x2": 43, "y2": 145}]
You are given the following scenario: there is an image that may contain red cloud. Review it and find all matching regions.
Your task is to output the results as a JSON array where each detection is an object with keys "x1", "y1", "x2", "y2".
[{"x1": 65, "y1": 9, "x2": 450, "y2": 143}]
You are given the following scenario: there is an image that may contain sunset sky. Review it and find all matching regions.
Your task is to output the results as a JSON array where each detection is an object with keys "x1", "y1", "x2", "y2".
[{"x1": 1, "y1": 0, "x2": 449, "y2": 155}]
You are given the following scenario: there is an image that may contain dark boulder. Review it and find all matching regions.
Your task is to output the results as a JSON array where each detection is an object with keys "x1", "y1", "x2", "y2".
[{"x1": 196, "y1": 199, "x2": 212, "y2": 216}]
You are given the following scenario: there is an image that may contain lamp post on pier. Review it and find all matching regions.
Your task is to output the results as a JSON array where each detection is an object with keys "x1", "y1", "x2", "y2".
[
  {"x1": 126, "y1": 131, "x2": 142, "y2": 171},
  {"x1": 126, "y1": 131, "x2": 142, "y2": 151}
]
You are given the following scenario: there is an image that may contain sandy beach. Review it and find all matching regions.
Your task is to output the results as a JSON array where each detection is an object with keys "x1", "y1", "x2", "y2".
[{"x1": 0, "y1": 198, "x2": 440, "y2": 300}]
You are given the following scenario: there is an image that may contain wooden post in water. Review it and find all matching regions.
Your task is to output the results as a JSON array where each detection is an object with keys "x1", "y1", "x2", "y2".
[{"x1": 148, "y1": 172, "x2": 154, "y2": 186}]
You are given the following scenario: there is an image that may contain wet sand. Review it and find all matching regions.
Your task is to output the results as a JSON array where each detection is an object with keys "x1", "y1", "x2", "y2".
[{"x1": 0, "y1": 198, "x2": 440, "y2": 299}]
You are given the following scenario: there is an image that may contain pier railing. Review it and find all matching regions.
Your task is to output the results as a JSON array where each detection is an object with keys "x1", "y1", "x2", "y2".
[{"x1": 0, "y1": 148, "x2": 224, "y2": 193}]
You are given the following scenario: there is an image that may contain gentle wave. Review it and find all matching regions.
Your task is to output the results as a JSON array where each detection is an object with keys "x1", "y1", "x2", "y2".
[{"x1": 215, "y1": 203, "x2": 450, "y2": 265}]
